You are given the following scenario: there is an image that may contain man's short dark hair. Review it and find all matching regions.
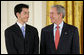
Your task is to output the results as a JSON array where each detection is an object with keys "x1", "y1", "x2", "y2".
[{"x1": 14, "y1": 4, "x2": 29, "y2": 18}]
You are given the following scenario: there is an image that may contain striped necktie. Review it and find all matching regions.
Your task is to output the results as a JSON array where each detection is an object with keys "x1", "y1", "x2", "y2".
[{"x1": 21, "y1": 26, "x2": 25, "y2": 38}]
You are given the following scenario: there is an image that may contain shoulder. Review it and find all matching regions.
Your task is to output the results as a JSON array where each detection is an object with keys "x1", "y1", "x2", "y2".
[
  {"x1": 5, "y1": 24, "x2": 16, "y2": 32},
  {"x1": 41, "y1": 24, "x2": 54, "y2": 31},
  {"x1": 26, "y1": 24, "x2": 38, "y2": 32},
  {"x1": 64, "y1": 22, "x2": 78, "y2": 31}
]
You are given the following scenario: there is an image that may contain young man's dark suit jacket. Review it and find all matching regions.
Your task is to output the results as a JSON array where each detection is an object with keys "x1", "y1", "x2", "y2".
[
  {"x1": 5, "y1": 23, "x2": 39, "y2": 54},
  {"x1": 40, "y1": 22, "x2": 80, "y2": 54}
]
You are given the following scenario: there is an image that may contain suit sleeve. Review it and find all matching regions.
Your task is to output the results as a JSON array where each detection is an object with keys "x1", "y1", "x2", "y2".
[
  {"x1": 71, "y1": 28, "x2": 80, "y2": 54},
  {"x1": 5, "y1": 29, "x2": 17, "y2": 54},
  {"x1": 40, "y1": 29, "x2": 46, "y2": 54},
  {"x1": 33, "y1": 28, "x2": 39, "y2": 54}
]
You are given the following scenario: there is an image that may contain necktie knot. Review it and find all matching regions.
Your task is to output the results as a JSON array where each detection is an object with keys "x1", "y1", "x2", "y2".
[
  {"x1": 56, "y1": 26, "x2": 60, "y2": 29},
  {"x1": 21, "y1": 26, "x2": 25, "y2": 31}
]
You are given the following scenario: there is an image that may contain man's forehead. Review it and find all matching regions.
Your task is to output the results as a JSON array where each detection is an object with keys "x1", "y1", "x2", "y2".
[
  {"x1": 22, "y1": 8, "x2": 28, "y2": 11},
  {"x1": 22, "y1": 8, "x2": 29, "y2": 12},
  {"x1": 50, "y1": 7, "x2": 57, "y2": 12},
  {"x1": 51, "y1": 7, "x2": 57, "y2": 10}
]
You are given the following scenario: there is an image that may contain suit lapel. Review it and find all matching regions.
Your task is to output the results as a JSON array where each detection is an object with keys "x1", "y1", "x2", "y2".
[
  {"x1": 25, "y1": 24, "x2": 31, "y2": 39},
  {"x1": 25, "y1": 24, "x2": 32, "y2": 49},
  {"x1": 60, "y1": 22, "x2": 68, "y2": 37},
  {"x1": 49, "y1": 24, "x2": 56, "y2": 52},
  {"x1": 13, "y1": 23, "x2": 24, "y2": 39},
  {"x1": 57, "y1": 22, "x2": 69, "y2": 50},
  {"x1": 49, "y1": 24, "x2": 54, "y2": 43}
]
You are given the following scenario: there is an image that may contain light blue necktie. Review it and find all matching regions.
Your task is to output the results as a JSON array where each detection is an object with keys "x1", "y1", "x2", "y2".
[{"x1": 21, "y1": 26, "x2": 25, "y2": 38}]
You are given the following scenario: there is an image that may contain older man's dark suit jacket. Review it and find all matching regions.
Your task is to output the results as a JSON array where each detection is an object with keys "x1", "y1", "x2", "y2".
[
  {"x1": 40, "y1": 22, "x2": 80, "y2": 54},
  {"x1": 5, "y1": 23, "x2": 39, "y2": 54}
]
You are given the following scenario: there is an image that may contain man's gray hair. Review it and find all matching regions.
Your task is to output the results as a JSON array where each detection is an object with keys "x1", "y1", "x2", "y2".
[{"x1": 51, "y1": 5, "x2": 66, "y2": 18}]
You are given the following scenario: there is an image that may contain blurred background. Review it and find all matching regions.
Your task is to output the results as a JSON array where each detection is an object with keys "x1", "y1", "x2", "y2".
[{"x1": 1, "y1": 1, "x2": 83, "y2": 54}]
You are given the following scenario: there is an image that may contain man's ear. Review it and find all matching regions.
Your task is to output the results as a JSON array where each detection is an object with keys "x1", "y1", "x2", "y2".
[
  {"x1": 16, "y1": 13, "x2": 20, "y2": 18},
  {"x1": 59, "y1": 13, "x2": 62, "y2": 18}
]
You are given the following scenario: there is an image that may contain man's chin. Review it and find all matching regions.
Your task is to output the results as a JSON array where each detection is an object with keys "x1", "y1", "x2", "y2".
[{"x1": 24, "y1": 20, "x2": 28, "y2": 23}]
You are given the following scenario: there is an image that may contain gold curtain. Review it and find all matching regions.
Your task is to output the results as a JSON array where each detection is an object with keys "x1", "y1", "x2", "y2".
[{"x1": 46, "y1": 1, "x2": 83, "y2": 54}]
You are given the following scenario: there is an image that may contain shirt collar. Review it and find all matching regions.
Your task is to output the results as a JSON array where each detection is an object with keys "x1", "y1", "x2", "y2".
[
  {"x1": 54, "y1": 21, "x2": 64, "y2": 29},
  {"x1": 17, "y1": 22, "x2": 26, "y2": 29}
]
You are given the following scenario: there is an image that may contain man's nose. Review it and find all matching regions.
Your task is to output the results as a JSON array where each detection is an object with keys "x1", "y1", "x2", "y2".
[{"x1": 26, "y1": 14, "x2": 29, "y2": 18}]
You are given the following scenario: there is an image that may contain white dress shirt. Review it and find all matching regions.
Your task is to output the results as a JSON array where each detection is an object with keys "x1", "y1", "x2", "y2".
[
  {"x1": 17, "y1": 22, "x2": 26, "y2": 31},
  {"x1": 53, "y1": 21, "x2": 64, "y2": 41}
]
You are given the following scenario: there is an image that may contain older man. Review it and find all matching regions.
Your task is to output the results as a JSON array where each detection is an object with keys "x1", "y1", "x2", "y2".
[{"x1": 40, "y1": 5, "x2": 80, "y2": 54}]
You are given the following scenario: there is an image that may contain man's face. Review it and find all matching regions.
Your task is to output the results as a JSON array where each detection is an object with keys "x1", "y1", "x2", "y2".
[
  {"x1": 18, "y1": 8, "x2": 29, "y2": 23},
  {"x1": 50, "y1": 7, "x2": 60, "y2": 23}
]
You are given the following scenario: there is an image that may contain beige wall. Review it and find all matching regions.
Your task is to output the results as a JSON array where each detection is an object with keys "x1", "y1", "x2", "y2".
[{"x1": 1, "y1": 1, "x2": 46, "y2": 54}]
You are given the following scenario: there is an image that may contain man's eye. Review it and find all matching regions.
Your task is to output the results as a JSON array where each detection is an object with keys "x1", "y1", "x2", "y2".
[
  {"x1": 24, "y1": 12, "x2": 29, "y2": 15},
  {"x1": 23, "y1": 12, "x2": 26, "y2": 15},
  {"x1": 24, "y1": 12, "x2": 26, "y2": 14}
]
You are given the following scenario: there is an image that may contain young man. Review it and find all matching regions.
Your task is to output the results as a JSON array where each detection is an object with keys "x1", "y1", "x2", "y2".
[
  {"x1": 40, "y1": 5, "x2": 80, "y2": 54},
  {"x1": 5, "y1": 4, "x2": 39, "y2": 54}
]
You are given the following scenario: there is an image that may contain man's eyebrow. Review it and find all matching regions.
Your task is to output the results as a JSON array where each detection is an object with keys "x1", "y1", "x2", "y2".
[{"x1": 24, "y1": 11, "x2": 29, "y2": 13}]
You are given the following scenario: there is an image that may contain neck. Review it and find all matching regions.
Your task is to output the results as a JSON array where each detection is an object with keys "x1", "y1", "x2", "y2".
[
  {"x1": 17, "y1": 20, "x2": 25, "y2": 25},
  {"x1": 54, "y1": 19, "x2": 63, "y2": 25}
]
